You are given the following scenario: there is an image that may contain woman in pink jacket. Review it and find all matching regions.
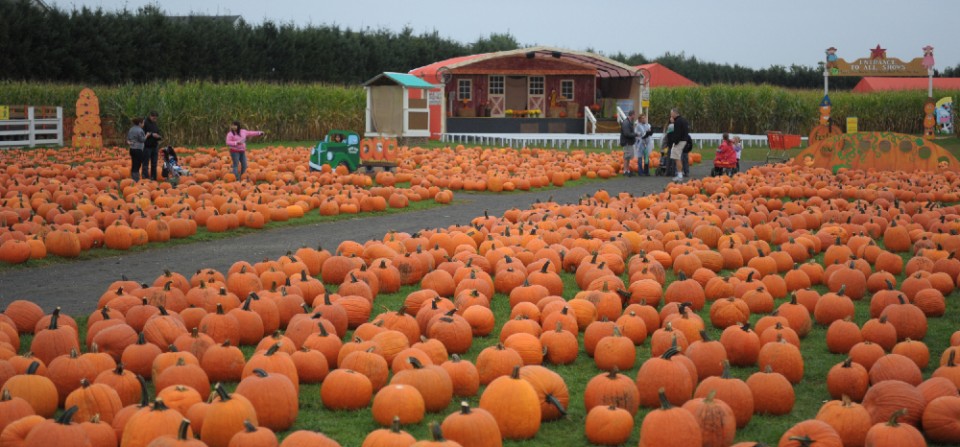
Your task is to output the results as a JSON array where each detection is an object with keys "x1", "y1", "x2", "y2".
[{"x1": 225, "y1": 120, "x2": 264, "y2": 180}]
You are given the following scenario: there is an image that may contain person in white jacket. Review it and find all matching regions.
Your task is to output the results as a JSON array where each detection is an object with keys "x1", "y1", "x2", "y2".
[{"x1": 634, "y1": 114, "x2": 653, "y2": 176}]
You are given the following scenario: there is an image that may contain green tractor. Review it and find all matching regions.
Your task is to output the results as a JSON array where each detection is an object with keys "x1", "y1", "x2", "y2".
[
  {"x1": 309, "y1": 130, "x2": 398, "y2": 173},
  {"x1": 310, "y1": 130, "x2": 360, "y2": 172}
]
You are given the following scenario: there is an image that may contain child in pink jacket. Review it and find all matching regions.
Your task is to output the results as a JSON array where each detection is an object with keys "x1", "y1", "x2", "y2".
[{"x1": 225, "y1": 120, "x2": 264, "y2": 180}]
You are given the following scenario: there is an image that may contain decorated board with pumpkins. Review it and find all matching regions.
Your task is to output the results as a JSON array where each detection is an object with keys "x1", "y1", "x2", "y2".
[
  {"x1": 71, "y1": 88, "x2": 103, "y2": 149},
  {"x1": 793, "y1": 131, "x2": 960, "y2": 172}
]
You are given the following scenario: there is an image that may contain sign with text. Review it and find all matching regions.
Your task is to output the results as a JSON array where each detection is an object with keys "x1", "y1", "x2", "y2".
[
  {"x1": 830, "y1": 57, "x2": 928, "y2": 76},
  {"x1": 427, "y1": 90, "x2": 442, "y2": 106},
  {"x1": 826, "y1": 45, "x2": 931, "y2": 77}
]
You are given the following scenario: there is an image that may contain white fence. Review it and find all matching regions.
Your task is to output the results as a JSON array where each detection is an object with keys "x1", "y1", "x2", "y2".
[{"x1": 0, "y1": 106, "x2": 64, "y2": 148}]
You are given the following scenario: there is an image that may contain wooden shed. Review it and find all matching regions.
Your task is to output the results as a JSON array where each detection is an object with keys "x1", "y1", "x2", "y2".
[
  {"x1": 409, "y1": 46, "x2": 644, "y2": 138},
  {"x1": 363, "y1": 72, "x2": 440, "y2": 140}
]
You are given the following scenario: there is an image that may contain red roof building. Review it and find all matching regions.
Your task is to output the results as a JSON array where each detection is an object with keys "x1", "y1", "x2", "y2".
[
  {"x1": 406, "y1": 46, "x2": 643, "y2": 138},
  {"x1": 635, "y1": 63, "x2": 698, "y2": 88},
  {"x1": 852, "y1": 77, "x2": 960, "y2": 93}
]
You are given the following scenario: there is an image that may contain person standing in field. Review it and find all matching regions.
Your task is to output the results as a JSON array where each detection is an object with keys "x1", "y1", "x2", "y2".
[
  {"x1": 732, "y1": 135, "x2": 743, "y2": 173},
  {"x1": 619, "y1": 110, "x2": 638, "y2": 177},
  {"x1": 634, "y1": 113, "x2": 653, "y2": 176},
  {"x1": 126, "y1": 117, "x2": 146, "y2": 181},
  {"x1": 142, "y1": 111, "x2": 162, "y2": 180},
  {"x1": 670, "y1": 108, "x2": 691, "y2": 182},
  {"x1": 226, "y1": 120, "x2": 265, "y2": 181}
]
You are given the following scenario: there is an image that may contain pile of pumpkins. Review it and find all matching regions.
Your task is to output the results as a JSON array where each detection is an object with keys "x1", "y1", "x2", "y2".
[
  {"x1": 0, "y1": 146, "x2": 454, "y2": 264},
  {"x1": 0, "y1": 162, "x2": 959, "y2": 446}
]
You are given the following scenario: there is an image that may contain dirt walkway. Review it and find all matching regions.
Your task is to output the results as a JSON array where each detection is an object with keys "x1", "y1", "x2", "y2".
[{"x1": 0, "y1": 162, "x2": 745, "y2": 314}]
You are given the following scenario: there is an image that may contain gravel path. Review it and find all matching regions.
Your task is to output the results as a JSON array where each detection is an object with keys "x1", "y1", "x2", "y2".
[{"x1": 0, "y1": 161, "x2": 747, "y2": 314}]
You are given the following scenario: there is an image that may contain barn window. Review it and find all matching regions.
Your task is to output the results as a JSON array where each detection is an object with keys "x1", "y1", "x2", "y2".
[
  {"x1": 489, "y1": 76, "x2": 504, "y2": 95},
  {"x1": 560, "y1": 80, "x2": 575, "y2": 101},
  {"x1": 458, "y1": 79, "x2": 472, "y2": 101},
  {"x1": 529, "y1": 76, "x2": 544, "y2": 95}
]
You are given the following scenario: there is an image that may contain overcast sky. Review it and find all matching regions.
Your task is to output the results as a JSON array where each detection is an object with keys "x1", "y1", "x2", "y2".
[{"x1": 48, "y1": 0, "x2": 960, "y2": 70}]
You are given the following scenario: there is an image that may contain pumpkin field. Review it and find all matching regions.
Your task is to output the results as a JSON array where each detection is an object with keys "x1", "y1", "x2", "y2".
[
  {"x1": 1, "y1": 142, "x2": 960, "y2": 447},
  {"x1": 0, "y1": 144, "x2": 636, "y2": 264}
]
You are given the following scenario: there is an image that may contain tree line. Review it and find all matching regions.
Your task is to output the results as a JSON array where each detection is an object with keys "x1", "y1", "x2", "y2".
[{"x1": 2, "y1": 0, "x2": 958, "y2": 87}]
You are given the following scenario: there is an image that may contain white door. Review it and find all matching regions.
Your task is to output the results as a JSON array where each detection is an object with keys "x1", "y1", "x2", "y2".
[
  {"x1": 488, "y1": 75, "x2": 505, "y2": 117},
  {"x1": 527, "y1": 76, "x2": 545, "y2": 113}
]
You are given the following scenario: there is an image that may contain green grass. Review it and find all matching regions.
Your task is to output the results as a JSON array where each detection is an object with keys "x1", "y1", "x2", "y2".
[{"x1": 0, "y1": 199, "x2": 446, "y2": 272}]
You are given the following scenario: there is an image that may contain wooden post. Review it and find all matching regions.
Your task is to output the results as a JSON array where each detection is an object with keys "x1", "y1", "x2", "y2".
[
  {"x1": 56, "y1": 107, "x2": 63, "y2": 146},
  {"x1": 27, "y1": 107, "x2": 35, "y2": 148}
]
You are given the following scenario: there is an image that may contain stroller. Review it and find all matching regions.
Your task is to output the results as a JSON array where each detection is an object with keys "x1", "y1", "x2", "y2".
[
  {"x1": 160, "y1": 146, "x2": 190, "y2": 180},
  {"x1": 712, "y1": 141, "x2": 738, "y2": 176},
  {"x1": 654, "y1": 145, "x2": 672, "y2": 176}
]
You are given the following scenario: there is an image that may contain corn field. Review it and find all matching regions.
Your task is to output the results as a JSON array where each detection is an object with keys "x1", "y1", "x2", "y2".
[
  {"x1": 648, "y1": 85, "x2": 960, "y2": 135},
  {"x1": 1, "y1": 81, "x2": 956, "y2": 144},
  {"x1": 0, "y1": 81, "x2": 365, "y2": 145}
]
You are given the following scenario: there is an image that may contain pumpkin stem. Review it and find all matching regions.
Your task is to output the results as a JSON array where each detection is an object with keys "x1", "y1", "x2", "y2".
[
  {"x1": 242, "y1": 296, "x2": 253, "y2": 311},
  {"x1": 216, "y1": 303, "x2": 225, "y2": 314},
  {"x1": 704, "y1": 389, "x2": 716, "y2": 403},
  {"x1": 407, "y1": 357, "x2": 424, "y2": 369},
  {"x1": 26, "y1": 361, "x2": 41, "y2": 375},
  {"x1": 657, "y1": 388, "x2": 672, "y2": 409},
  {"x1": 177, "y1": 418, "x2": 192, "y2": 440},
  {"x1": 546, "y1": 393, "x2": 568, "y2": 416},
  {"x1": 57, "y1": 405, "x2": 80, "y2": 425},
  {"x1": 721, "y1": 360, "x2": 732, "y2": 378},
  {"x1": 948, "y1": 350, "x2": 956, "y2": 367},
  {"x1": 660, "y1": 346, "x2": 680, "y2": 360},
  {"x1": 151, "y1": 398, "x2": 170, "y2": 411},
  {"x1": 607, "y1": 366, "x2": 620, "y2": 378},
  {"x1": 242, "y1": 419, "x2": 257, "y2": 433},
  {"x1": 389, "y1": 416, "x2": 402, "y2": 433},
  {"x1": 887, "y1": 409, "x2": 907, "y2": 427},
  {"x1": 510, "y1": 365, "x2": 521, "y2": 379},
  {"x1": 213, "y1": 383, "x2": 231, "y2": 401},
  {"x1": 47, "y1": 310, "x2": 60, "y2": 330},
  {"x1": 428, "y1": 422, "x2": 445, "y2": 441},
  {"x1": 787, "y1": 436, "x2": 814, "y2": 447},
  {"x1": 699, "y1": 330, "x2": 710, "y2": 342},
  {"x1": 266, "y1": 342, "x2": 282, "y2": 356}
]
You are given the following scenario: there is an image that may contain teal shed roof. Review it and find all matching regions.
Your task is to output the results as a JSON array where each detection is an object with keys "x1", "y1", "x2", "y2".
[{"x1": 364, "y1": 72, "x2": 439, "y2": 89}]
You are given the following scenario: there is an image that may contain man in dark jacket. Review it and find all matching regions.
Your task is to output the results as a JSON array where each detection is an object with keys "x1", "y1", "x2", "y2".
[
  {"x1": 142, "y1": 111, "x2": 162, "y2": 180},
  {"x1": 619, "y1": 110, "x2": 637, "y2": 176},
  {"x1": 670, "y1": 108, "x2": 691, "y2": 181}
]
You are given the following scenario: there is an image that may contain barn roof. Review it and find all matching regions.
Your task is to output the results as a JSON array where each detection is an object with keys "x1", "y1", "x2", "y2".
[
  {"x1": 852, "y1": 77, "x2": 960, "y2": 92},
  {"x1": 635, "y1": 63, "x2": 698, "y2": 88},
  {"x1": 410, "y1": 46, "x2": 641, "y2": 84},
  {"x1": 364, "y1": 72, "x2": 439, "y2": 89}
]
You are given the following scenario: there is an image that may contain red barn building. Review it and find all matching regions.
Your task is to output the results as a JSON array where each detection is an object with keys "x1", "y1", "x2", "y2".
[
  {"x1": 634, "y1": 63, "x2": 698, "y2": 88},
  {"x1": 852, "y1": 77, "x2": 960, "y2": 92},
  {"x1": 407, "y1": 46, "x2": 644, "y2": 139}
]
